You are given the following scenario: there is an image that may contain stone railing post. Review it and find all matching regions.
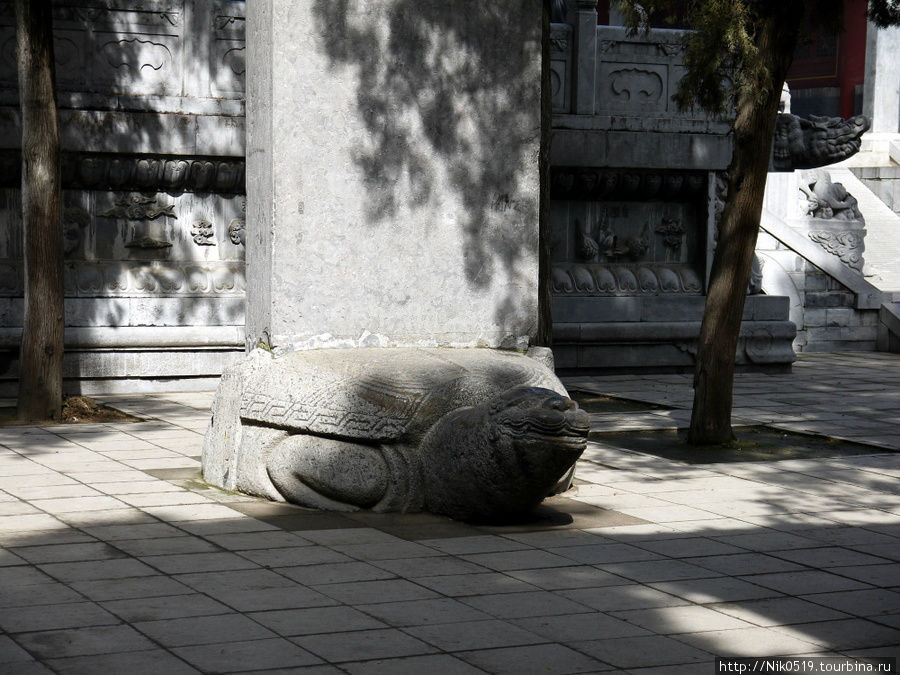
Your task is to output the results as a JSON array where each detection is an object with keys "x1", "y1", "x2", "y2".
[
  {"x1": 573, "y1": 0, "x2": 597, "y2": 115},
  {"x1": 863, "y1": 21, "x2": 900, "y2": 157}
]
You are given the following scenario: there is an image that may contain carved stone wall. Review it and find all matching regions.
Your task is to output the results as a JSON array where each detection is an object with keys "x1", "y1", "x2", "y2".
[
  {"x1": 549, "y1": 169, "x2": 707, "y2": 297},
  {"x1": 0, "y1": 1, "x2": 244, "y2": 104},
  {"x1": 548, "y1": 19, "x2": 796, "y2": 371},
  {"x1": 550, "y1": 23, "x2": 732, "y2": 170},
  {"x1": 549, "y1": 23, "x2": 572, "y2": 114},
  {"x1": 0, "y1": 0, "x2": 246, "y2": 393}
]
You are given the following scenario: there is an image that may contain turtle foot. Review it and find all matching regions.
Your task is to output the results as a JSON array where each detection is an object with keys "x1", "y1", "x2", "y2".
[{"x1": 267, "y1": 435, "x2": 389, "y2": 510}]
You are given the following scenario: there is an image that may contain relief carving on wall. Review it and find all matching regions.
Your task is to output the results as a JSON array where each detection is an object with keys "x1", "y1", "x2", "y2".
[
  {"x1": 191, "y1": 219, "x2": 216, "y2": 246},
  {"x1": 0, "y1": 261, "x2": 244, "y2": 298},
  {"x1": 100, "y1": 192, "x2": 176, "y2": 251},
  {"x1": 228, "y1": 218, "x2": 245, "y2": 246},
  {"x1": 807, "y1": 231, "x2": 865, "y2": 271},
  {"x1": 223, "y1": 46, "x2": 245, "y2": 76},
  {"x1": 63, "y1": 206, "x2": 91, "y2": 256},
  {"x1": 609, "y1": 68, "x2": 663, "y2": 105},
  {"x1": 0, "y1": 152, "x2": 245, "y2": 194},
  {"x1": 575, "y1": 215, "x2": 649, "y2": 262},
  {"x1": 657, "y1": 42, "x2": 683, "y2": 56},
  {"x1": 552, "y1": 264, "x2": 702, "y2": 295},
  {"x1": 655, "y1": 217, "x2": 685, "y2": 251},
  {"x1": 100, "y1": 193, "x2": 176, "y2": 221},
  {"x1": 101, "y1": 37, "x2": 172, "y2": 75},
  {"x1": 66, "y1": 262, "x2": 246, "y2": 296}
]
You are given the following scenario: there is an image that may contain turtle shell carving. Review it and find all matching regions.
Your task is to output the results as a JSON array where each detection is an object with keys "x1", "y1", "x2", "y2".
[{"x1": 238, "y1": 347, "x2": 561, "y2": 442}]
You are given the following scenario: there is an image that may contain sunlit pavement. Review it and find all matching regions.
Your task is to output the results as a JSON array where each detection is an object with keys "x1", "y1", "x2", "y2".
[{"x1": 0, "y1": 352, "x2": 897, "y2": 674}]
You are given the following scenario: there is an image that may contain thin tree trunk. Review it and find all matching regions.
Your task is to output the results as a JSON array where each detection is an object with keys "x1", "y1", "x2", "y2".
[
  {"x1": 688, "y1": 10, "x2": 802, "y2": 445},
  {"x1": 16, "y1": 0, "x2": 63, "y2": 422},
  {"x1": 535, "y1": 0, "x2": 553, "y2": 348}
]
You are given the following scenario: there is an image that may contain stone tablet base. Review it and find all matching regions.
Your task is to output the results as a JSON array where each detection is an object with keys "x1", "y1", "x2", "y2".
[{"x1": 202, "y1": 347, "x2": 588, "y2": 521}]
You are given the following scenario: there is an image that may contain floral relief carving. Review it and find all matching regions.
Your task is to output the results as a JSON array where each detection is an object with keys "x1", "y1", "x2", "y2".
[
  {"x1": 191, "y1": 219, "x2": 216, "y2": 246},
  {"x1": 655, "y1": 217, "x2": 685, "y2": 250},
  {"x1": 808, "y1": 231, "x2": 865, "y2": 271}
]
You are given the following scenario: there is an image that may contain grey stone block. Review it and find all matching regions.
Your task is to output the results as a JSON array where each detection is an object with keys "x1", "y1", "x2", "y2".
[
  {"x1": 825, "y1": 308, "x2": 855, "y2": 327},
  {"x1": 803, "y1": 340, "x2": 877, "y2": 352},
  {"x1": 577, "y1": 343, "x2": 694, "y2": 369},
  {"x1": 0, "y1": 298, "x2": 23, "y2": 327},
  {"x1": 553, "y1": 324, "x2": 581, "y2": 342},
  {"x1": 806, "y1": 326, "x2": 877, "y2": 342},
  {"x1": 839, "y1": 326, "x2": 878, "y2": 341},
  {"x1": 552, "y1": 297, "x2": 642, "y2": 324},
  {"x1": 65, "y1": 298, "x2": 130, "y2": 327},
  {"x1": 640, "y1": 296, "x2": 706, "y2": 323},
  {"x1": 824, "y1": 276, "x2": 852, "y2": 292},
  {"x1": 61, "y1": 348, "x2": 242, "y2": 379},
  {"x1": 551, "y1": 128, "x2": 731, "y2": 170},
  {"x1": 805, "y1": 292, "x2": 855, "y2": 308},
  {"x1": 788, "y1": 271, "x2": 806, "y2": 289},
  {"x1": 804, "y1": 274, "x2": 829, "y2": 291},
  {"x1": 577, "y1": 321, "x2": 701, "y2": 341},
  {"x1": 552, "y1": 345, "x2": 578, "y2": 369},
  {"x1": 861, "y1": 310, "x2": 880, "y2": 326},
  {"x1": 804, "y1": 309, "x2": 827, "y2": 327},
  {"x1": 129, "y1": 298, "x2": 245, "y2": 328},
  {"x1": 746, "y1": 295, "x2": 790, "y2": 321}
]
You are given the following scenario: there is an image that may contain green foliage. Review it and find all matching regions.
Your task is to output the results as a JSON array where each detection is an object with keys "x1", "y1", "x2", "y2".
[
  {"x1": 869, "y1": 0, "x2": 900, "y2": 27},
  {"x1": 615, "y1": 0, "x2": 759, "y2": 113}
]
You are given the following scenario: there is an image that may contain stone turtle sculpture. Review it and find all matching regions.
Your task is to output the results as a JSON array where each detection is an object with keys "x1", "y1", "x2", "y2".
[{"x1": 203, "y1": 347, "x2": 590, "y2": 522}]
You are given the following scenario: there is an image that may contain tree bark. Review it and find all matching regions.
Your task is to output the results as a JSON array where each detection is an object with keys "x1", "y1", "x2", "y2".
[
  {"x1": 535, "y1": 0, "x2": 553, "y2": 348},
  {"x1": 15, "y1": 0, "x2": 63, "y2": 422},
  {"x1": 688, "y1": 9, "x2": 803, "y2": 445}
]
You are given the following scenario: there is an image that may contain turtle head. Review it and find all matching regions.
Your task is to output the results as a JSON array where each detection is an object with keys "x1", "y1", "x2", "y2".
[
  {"x1": 420, "y1": 385, "x2": 590, "y2": 522},
  {"x1": 489, "y1": 386, "x2": 590, "y2": 456}
]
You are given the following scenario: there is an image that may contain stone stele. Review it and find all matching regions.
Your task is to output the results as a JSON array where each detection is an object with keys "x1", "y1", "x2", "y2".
[
  {"x1": 245, "y1": 0, "x2": 543, "y2": 352},
  {"x1": 202, "y1": 348, "x2": 590, "y2": 522}
]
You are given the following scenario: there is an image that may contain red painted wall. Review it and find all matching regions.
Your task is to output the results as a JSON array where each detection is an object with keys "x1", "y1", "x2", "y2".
[{"x1": 785, "y1": 0, "x2": 867, "y2": 117}]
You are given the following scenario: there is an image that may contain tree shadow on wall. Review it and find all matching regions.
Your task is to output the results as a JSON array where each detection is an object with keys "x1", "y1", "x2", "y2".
[
  {"x1": 0, "y1": 1, "x2": 248, "y2": 394},
  {"x1": 311, "y1": 1, "x2": 543, "y2": 329}
]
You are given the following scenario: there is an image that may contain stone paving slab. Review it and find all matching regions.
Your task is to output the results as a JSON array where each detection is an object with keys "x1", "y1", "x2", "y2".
[{"x1": 0, "y1": 353, "x2": 898, "y2": 673}]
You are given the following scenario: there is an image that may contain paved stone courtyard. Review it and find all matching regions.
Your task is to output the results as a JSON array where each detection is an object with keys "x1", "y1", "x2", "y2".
[{"x1": 0, "y1": 352, "x2": 898, "y2": 674}]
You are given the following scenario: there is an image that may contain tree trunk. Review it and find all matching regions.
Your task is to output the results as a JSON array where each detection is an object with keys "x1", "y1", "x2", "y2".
[
  {"x1": 535, "y1": 0, "x2": 553, "y2": 348},
  {"x1": 15, "y1": 0, "x2": 63, "y2": 422},
  {"x1": 688, "y1": 10, "x2": 802, "y2": 445}
]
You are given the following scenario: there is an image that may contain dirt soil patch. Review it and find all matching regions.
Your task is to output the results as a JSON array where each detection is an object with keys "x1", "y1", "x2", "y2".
[
  {"x1": 569, "y1": 390, "x2": 670, "y2": 414},
  {"x1": 0, "y1": 396, "x2": 142, "y2": 426},
  {"x1": 591, "y1": 425, "x2": 888, "y2": 463}
]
